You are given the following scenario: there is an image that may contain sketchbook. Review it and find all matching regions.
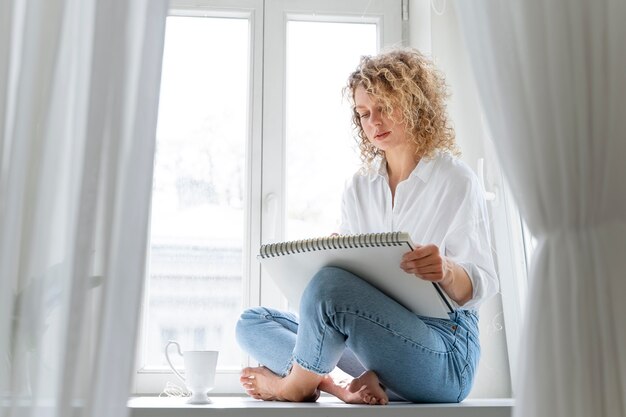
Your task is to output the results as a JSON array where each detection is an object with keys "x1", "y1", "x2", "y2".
[{"x1": 258, "y1": 232, "x2": 454, "y2": 319}]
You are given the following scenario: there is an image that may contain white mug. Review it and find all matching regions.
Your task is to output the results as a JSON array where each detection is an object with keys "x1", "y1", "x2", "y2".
[{"x1": 165, "y1": 341, "x2": 219, "y2": 404}]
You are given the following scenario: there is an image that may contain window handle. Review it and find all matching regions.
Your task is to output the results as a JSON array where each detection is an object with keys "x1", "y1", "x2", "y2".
[
  {"x1": 264, "y1": 193, "x2": 278, "y2": 242},
  {"x1": 478, "y1": 158, "x2": 496, "y2": 201}
]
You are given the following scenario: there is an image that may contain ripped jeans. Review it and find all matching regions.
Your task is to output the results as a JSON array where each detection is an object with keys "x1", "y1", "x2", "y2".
[{"x1": 235, "y1": 266, "x2": 480, "y2": 402}]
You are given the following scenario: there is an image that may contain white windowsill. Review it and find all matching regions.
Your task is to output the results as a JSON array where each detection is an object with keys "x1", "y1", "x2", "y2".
[{"x1": 128, "y1": 396, "x2": 514, "y2": 417}]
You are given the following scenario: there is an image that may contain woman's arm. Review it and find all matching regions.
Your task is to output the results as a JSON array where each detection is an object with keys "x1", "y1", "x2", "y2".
[{"x1": 400, "y1": 244, "x2": 473, "y2": 306}]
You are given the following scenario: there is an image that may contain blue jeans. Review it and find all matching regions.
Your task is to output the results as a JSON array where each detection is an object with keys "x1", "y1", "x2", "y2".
[{"x1": 235, "y1": 266, "x2": 480, "y2": 403}]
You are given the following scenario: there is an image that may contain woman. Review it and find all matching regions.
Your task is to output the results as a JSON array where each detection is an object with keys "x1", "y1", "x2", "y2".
[{"x1": 235, "y1": 47, "x2": 498, "y2": 404}]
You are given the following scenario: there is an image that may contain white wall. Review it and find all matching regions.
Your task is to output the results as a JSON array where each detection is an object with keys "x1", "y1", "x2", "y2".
[{"x1": 409, "y1": 0, "x2": 513, "y2": 398}]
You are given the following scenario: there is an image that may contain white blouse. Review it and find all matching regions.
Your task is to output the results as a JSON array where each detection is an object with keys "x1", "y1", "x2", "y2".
[{"x1": 339, "y1": 152, "x2": 499, "y2": 310}]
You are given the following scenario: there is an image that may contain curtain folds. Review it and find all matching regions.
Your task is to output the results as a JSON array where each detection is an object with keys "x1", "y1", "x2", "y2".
[
  {"x1": 456, "y1": 1, "x2": 626, "y2": 416},
  {"x1": 0, "y1": 1, "x2": 168, "y2": 416}
]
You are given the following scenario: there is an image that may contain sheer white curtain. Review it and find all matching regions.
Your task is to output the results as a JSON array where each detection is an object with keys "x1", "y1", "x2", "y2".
[
  {"x1": 0, "y1": 0, "x2": 167, "y2": 416},
  {"x1": 456, "y1": 1, "x2": 626, "y2": 416}
]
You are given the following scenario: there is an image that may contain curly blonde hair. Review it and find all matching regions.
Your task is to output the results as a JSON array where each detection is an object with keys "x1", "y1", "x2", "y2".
[{"x1": 345, "y1": 47, "x2": 459, "y2": 166}]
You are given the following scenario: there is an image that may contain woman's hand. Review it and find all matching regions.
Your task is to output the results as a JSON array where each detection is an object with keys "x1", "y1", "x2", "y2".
[
  {"x1": 400, "y1": 244, "x2": 453, "y2": 284},
  {"x1": 400, "y1": 244, "x2": 473, "y2": 306}
]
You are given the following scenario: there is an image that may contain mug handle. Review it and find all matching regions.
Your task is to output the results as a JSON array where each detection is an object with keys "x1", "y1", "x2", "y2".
[{"x1": 165, "y1": 341, "x2": 185, "y2": 383}]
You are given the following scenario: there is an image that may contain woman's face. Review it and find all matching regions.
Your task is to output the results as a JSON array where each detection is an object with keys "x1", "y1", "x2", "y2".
[{"x1": 354, "y1": 86, "x2": 409, "y2": 154}]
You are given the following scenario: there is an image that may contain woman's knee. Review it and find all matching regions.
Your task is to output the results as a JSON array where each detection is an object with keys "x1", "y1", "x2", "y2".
[
  {"x1": 300, "y1": 266, "x2": 360, "y2": 310},
  {"x1": 236, "y1": 306, "x2": 268, "y2": 330},
  {"x1": 235, "y1": 306, "x2": 268, "y2": 347},
  {"x1": 235, "y1": 306, "x2": 299, "y2": 348}
]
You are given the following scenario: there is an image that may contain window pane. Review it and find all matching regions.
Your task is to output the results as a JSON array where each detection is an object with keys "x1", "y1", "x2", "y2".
[
  {"x1": 285, "y1": 21, "x2": 377, "y2": 239},
  {"x1": 144, "y1": 16, "x2": 249, "y2": 370}
]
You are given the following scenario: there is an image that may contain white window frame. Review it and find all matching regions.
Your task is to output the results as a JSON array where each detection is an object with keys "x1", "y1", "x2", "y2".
[{"x1": 132, "y1": 0, "x2": 402, "y2": 395}]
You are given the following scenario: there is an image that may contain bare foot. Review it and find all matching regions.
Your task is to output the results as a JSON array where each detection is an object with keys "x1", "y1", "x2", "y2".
[
  {"x1": 348, "y1": 370, "x2": 388, "y2": 405},
  {"x1": 240, "y1": 366, "x2": 321, "y2": 402},
  {"x1": 318, "y1": 369, "x2": 388, "y2": 405},
  {"x1": 240, "y1": 367, "x2": 281, "y2": 400}
]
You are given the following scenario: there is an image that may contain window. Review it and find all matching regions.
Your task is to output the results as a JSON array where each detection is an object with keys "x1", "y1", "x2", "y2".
[
  {"x1": 135, "y1": 0, "x2": 531, "y2": 398},
  {"x1": 134, "y1": 0, "x2": 402, "y2": 394}
]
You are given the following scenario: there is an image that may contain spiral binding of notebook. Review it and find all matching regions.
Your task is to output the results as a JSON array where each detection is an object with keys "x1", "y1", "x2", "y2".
[{"x1": 258, "y1": 232, "x2": 411, "y2": 259}]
